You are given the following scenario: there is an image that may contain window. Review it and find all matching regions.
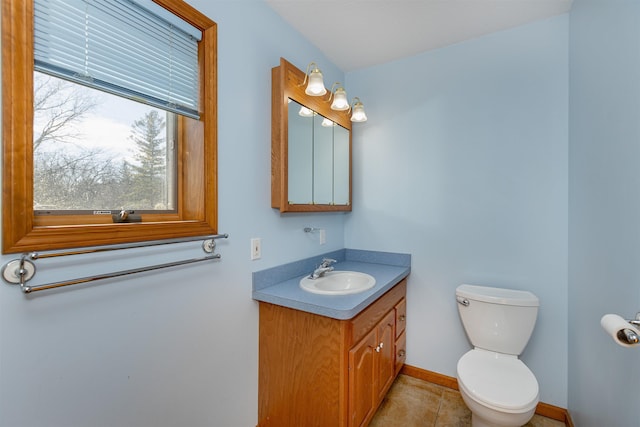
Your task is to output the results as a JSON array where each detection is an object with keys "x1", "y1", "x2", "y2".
[
  {"x1": 2, "y1": 0, "x2": 218, "y2": 253},
  {"x1": 33, "y1": 72, "x2": 179, "y2": 213}
]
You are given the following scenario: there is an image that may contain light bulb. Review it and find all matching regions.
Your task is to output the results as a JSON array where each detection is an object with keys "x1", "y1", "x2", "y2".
[
  {"x1": 331, "y1": 87, "x2": 349, "y2": 111},
  {"x1": 321, "y1": 118, "x2": 334, "y2": 127},
  {"x1": 299, "y1": 106, "x2": 314, "y2": 117},
  {"x1": 305, "y1": 66, "x2": 326, "y2": 96},
  {"x1": 350, "y1": 99, "x2": 367, "y2": 122}
]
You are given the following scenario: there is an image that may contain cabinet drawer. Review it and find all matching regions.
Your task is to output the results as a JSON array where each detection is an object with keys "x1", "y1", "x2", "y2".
[
  {"x1": 350, "y1": 279, "x2": 407, "y2": 345},
  {"x1": 395, "y1": 298, "x2": 406, "y2": 339},
  {"x1": 395, "y1": 331, "x2": 406, "y2": 375}
]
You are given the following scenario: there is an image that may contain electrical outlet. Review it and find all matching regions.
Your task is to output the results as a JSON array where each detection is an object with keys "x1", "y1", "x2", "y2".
[
  {"x1": 251, "y1": 238, "x2": 261, "y2": 260},
  {"x1": 319, "y1": 229, "x2": 326, "y2": 245}
]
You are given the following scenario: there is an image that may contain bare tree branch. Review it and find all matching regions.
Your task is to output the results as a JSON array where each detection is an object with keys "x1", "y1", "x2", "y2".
[{"x1": 33, "y1": 73, "x2": 99, "y2": 150}]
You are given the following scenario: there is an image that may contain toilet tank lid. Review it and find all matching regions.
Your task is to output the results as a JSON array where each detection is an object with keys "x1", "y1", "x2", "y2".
[{"x1": 456, "y1": 284, "x2": 539, "y2": 307}]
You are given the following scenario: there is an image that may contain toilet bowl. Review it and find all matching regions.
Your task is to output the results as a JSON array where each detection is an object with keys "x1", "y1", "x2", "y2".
[
  {"x1": 455, "y1": 284, "x2": 540, "y2": 427},
  {"x1": 457, "y1": 349, "x2": 538, "y2": 427}
]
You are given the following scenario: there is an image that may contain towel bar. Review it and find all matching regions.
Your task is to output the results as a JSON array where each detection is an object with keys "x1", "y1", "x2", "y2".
[{"x1": 1, "y1": 234, "x2": 228, "y2": 294}]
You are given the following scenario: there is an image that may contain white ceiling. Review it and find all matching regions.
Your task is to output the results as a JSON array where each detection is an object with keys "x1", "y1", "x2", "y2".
[{"x1": 265, "y1": 0, "x2": 573, "y2": 72}]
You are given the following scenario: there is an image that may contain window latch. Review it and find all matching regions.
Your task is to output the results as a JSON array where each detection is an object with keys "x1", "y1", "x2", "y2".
[{"x1": 112, "y1": 209, "x2": 141, "y2": 223}]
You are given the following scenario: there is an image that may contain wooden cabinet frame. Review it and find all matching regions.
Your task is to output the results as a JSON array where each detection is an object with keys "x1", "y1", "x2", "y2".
[{"x1": 1, "y1": 0, "x2": 218, "y2": 253}]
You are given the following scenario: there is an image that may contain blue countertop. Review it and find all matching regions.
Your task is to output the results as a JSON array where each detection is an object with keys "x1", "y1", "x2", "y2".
[{"x1": 252, "y1": 249, "x2": 411, "y2": 320}]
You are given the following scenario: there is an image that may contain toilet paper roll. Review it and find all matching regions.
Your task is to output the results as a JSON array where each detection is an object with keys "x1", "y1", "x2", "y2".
[{"x1": 601, "y1": 314, "x2": 640, "y2": 348}]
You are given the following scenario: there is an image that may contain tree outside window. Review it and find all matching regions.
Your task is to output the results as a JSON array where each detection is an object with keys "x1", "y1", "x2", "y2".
[{"x1": 33, "y1": 73, "x2": 177, "y2": 213}]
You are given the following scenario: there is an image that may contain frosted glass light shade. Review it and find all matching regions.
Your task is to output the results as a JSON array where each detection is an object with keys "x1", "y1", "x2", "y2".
[
  {"x1": 305, "y1": 67, "x2": 326, "y2": 96},
  {"x1": 331, "y1": 87, "x2": 349, "y2": 111},
  {"x1": 321, "y1": 117, "x2": 334, "y2": 127},
  {"x1": 350, "y1": 100, "x2": 367, "y2": 122},
  {"x1": 298, "y1": 106, "x2": 314, "y2": 117}
]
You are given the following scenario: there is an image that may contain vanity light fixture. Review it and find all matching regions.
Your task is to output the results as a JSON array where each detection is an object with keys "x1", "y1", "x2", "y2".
[
  {"x1": 328, "y1": 82, "x2": 350, "y2": 111},
  {"x1": 302, "y1": 62, "x2": 327, "y2": 96},
  {"x1": 350, "y1": 97, "x2": 368, "y2": 122},
  {"x1": 299, "y1": 61, "x2": 366, "y2": 121}
]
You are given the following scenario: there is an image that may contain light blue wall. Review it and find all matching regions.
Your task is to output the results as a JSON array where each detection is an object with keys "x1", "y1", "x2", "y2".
[
  {"x1": 9, "y1": 0, "x2": 637, "y2": 424},
  {"x1": 345, "y1": 16, "x2": 569, "y2": 406},
  {"x1": 0, "y1": 2, "x2": 347, "y2": 426},
  {"x1": 569, "y1": 1, "x2": 640, "y2": 425}
]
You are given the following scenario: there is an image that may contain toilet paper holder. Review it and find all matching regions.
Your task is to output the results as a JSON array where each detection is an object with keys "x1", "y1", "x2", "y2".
[
  {"x1": 601, "y1": 312, "x2": 640, "y2": 347},
  {"x1": 624, "y1": 313, "x2": 640, "y2": 343},
  {"x1": 618, "y1": 327, "x2": 639, "y2": 345},
  {"x1": 628, "y1": 313, "x2": 640, "y2": 327}
]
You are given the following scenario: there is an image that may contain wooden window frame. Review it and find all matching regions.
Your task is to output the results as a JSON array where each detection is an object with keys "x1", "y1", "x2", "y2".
[{"x1": 2, "y1": 0, "x2": 218, "y2": 254}]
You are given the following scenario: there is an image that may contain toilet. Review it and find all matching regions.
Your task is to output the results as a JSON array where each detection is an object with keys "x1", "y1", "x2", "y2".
[{"x1": 455, "y1": 284, "x2": 540, "y2": 427}]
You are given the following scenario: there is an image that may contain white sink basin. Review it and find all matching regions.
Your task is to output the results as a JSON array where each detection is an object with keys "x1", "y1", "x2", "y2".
[{"x1": 299, "y1": 271, "x2": 376, "y2": 295}]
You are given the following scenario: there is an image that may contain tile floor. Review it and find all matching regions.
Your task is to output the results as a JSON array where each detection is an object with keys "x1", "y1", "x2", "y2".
[{"x1": 369, "y1": 375, "x2": 566, "y2": 427}]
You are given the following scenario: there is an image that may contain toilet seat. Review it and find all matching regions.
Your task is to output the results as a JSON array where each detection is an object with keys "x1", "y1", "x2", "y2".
[{"x1": 457, "y1": 349, "x2": 539, "y2": 413}]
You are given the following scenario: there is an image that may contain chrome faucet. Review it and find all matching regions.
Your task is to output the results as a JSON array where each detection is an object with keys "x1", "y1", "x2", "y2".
[{"x1": 309, "y1": 258, "x2": 336, "y2": 279}]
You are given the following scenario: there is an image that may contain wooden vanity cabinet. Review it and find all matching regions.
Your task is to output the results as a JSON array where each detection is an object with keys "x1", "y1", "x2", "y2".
[{"x1": 258, "y1": 279, "x2": 407, "y2": 427}]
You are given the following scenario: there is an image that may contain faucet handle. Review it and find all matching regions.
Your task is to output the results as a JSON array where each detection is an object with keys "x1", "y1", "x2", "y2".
[{"x1": 320, "y1": 258, "x2": 338, "y2": 268}]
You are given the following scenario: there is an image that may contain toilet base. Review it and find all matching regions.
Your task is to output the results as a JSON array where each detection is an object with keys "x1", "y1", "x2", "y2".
[
  {"x1": 472, "y1": 413, "x2": 500, "y2": 427},
  {"x1": 459, "y1": 383, "x2": 536, "y2": 427},
  {"x1": 471, "y1": 412, "x2": 532, "y2": 427}
]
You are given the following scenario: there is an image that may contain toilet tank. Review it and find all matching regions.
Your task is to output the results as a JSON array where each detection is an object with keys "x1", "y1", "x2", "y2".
[{"x1": 456, "y1": 284, "x2": 539, "y2": 356}]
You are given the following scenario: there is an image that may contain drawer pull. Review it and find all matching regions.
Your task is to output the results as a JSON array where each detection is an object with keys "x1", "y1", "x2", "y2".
[
  {"x1": 374, "y1": 345, "x2": 381, "y2": 353},
  {"x1": 399, "y1": 315, "x2": 406, "y2": 322},
  {"x1": 398, "y1": 349, "x2": 406, "y2": 358}
]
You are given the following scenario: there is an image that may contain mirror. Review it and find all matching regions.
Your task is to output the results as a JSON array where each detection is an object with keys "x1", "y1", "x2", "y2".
[
  {"x1": 287, "y1": 99, "x2": 350, "y2": 205},
  {"x1": 272, "y1": 58, "x2": 352, "y2": 212}
]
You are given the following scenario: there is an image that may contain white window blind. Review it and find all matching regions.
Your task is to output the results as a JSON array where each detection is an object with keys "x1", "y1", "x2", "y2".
[{"x1": 34, "y1": 0, "x2": 202, "y2": 119}]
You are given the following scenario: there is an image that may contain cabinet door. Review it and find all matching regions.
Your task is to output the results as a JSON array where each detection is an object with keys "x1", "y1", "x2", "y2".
[
  {"x1": 349, "y1": 330, "x2": 377, "y2": 427},
  {"x1": 376, "y1": 311, "x2": 396, "y2": 401}
]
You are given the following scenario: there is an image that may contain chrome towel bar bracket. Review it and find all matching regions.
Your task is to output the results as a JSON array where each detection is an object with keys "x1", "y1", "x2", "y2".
[{"x1": 1, "y1": 233, "x2": 229, "y2": 294}]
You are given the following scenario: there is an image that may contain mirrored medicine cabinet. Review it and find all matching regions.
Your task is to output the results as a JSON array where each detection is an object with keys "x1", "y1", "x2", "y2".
[{"x1": 271, "y1": 58, "x2": 352, "y2": 212}]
